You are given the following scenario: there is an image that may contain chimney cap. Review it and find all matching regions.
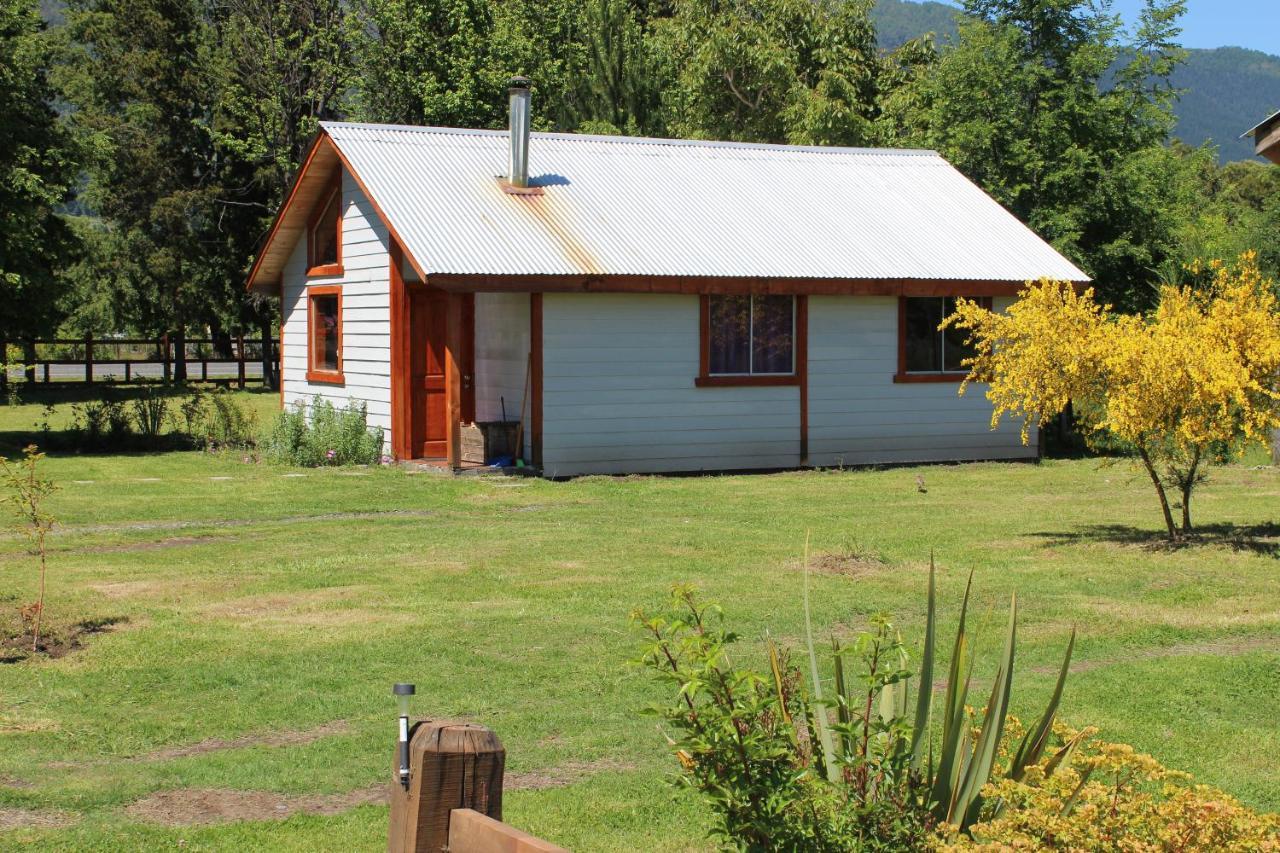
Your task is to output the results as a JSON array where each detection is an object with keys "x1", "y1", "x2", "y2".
[{"x1": 508, "y1": 76, "x2": 531, "y2": 92}]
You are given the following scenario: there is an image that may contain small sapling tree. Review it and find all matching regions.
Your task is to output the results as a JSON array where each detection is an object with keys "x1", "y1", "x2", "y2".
[
  {"x1": 944, "y1": 253, "x2": 1280, "y2": 541},
  {"x1": 2, "y1": 445, "x2": 58, "y2": 650}
]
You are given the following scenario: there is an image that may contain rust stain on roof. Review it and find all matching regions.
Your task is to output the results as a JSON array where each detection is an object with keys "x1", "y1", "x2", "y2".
[{"x1": 494, "y1": 178, "x2": 603, "y2": 276}]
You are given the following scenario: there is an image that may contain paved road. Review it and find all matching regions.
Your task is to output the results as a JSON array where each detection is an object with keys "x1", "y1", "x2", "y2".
[{"x1": 6, "y1": 362, "x2": 265, "y2": 382}]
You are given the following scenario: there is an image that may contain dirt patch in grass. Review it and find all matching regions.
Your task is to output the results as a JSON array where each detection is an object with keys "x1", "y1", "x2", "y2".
[
  {"x1": 800, "y1": 550, "x2": 888, "y2": 579},
  {"x1": 45, "y1": 720, "x2": 351, "y2": 770},
  {"x1": 0, "y1": 807, "x2": 76, "y2": 830},
  {"x1": 123, "y1": 758, "x2": 634, "y2": 826},
  {"x1": 1035, "y1": 634, "x2": 1280, "y2": 677},
  {"x1": 69, "y1": 535, "x2": 217, "y2": 554},
  {"x1": 0, "y1": 616, "x2": 127, "y2": 664},
  {"x1": 195, "y1": 588, "x2": 416, "y2": 629},
  {"x1": 137, "y1": 720, "x2": 351, "y2": 763},
  {"x1": 49, "y1": 509, "x2": 438, "y2": 539},
  {"x1": 124, "y1": 785, "x2": 385, "y2": 827},
  {"x1": 198, "y1": 588, "x2": 363, "y2": 620},
  {"x1": 506, "y1": 758, "x2": 635, "y2": 791}
]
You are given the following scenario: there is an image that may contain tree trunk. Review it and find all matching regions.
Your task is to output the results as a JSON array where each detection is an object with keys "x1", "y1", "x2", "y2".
[
  {"x1": 260, "y1": 315, "x2": 278, "y2": 391},
  {"x1": 172, "y1": 327, "x2": 188, "y2": 383},
  {"x1": 23, "y1": 340, "x2": 37, "y2": 384},
  {"x1": 1180, "y1": 449, "x2": 1201, "y2": 534},
  {"x1": 1137, "y1": 447, "x2": 1178, "y2": 542}
]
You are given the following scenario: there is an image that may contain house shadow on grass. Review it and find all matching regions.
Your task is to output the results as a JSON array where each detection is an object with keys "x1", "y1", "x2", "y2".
[{"x1": 1030, "y1": 522, "x2": 1280, "y2": 557}]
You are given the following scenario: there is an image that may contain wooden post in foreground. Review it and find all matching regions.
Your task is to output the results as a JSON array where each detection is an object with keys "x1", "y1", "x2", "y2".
[{"x1": 388, "y1": 722, "x2": 505, "y2": 853}]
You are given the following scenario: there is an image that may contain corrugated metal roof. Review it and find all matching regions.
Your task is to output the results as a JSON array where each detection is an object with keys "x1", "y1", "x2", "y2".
[{"x1": 320, "y1": 121, "x2": 1089, "y2": 283}]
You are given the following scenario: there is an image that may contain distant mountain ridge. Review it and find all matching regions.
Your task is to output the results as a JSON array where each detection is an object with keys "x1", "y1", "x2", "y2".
[{"x1": 872, "y1": 0, "x2": 1280, "y2": 162}]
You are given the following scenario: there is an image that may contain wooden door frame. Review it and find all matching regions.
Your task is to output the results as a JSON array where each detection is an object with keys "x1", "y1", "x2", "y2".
[{"x1": 389, "y1": 240, "x2": 474, "y2": 467}]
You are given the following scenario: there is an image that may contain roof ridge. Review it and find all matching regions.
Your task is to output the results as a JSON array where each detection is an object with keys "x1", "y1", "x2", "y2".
[{"x1": 319, "y1": 120, "x2": 940, "y2": 157}]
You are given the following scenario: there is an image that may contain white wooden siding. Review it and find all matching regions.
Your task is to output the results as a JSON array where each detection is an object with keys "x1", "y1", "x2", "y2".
[
  {"x1": 541, "y1": 294, "x2": 800, "y2": 476},
  {"x1": 807, "y1": 295, "x2": 1034, "y2": 466},
  {"x1": 280, "y1": 168, "x2": 392, "y2": 448},
  {"x1": 474, "y1": 293, "x2": 531, "y2": 460}
]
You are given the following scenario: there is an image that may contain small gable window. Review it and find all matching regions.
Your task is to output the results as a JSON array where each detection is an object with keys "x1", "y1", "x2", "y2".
[
  {"x1": 697, "y1": 294, "x2": 801, "y2": 387},
  {"x1": 307, "y1": 176, "x2": 343, "y2": 276},
  {"x1": 307, "y1": 285, "x2": 343, "y2": 384},
  {"x1": 896, "y1": 296, "x2": 990, "y2": 382}
]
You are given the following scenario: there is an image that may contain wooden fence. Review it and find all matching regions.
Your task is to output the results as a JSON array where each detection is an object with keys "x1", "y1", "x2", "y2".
[{"x1": 1, "y1": 335, "x2": 277, "y2": 388}]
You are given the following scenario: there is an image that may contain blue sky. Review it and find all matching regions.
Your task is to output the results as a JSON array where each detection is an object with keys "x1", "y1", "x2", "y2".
[{"x1": 932, "y1": 1, "x2": 1279, "y2": 55}]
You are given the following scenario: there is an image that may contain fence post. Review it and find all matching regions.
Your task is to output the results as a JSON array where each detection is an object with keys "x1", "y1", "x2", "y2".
[
  {"x1": 236, "y1": 334, "x2": 246, "y2": 388},
  {"x1": 161, "y1": 334, "x2": 171, "y2": 383},
  {"x1": 388, "y1": 722, "x2": 505, "y2": 853},
  {"x1": 84, "y1": 333, "x2": 94, "y2": 384},
  {"x1": 0, "y1": 338, "x2": 7, "y2": 394}
]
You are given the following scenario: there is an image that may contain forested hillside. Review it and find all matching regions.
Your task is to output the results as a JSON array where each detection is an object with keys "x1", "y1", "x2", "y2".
[{"x1": 872, "y1": 0, "x2": 1280, "y2": 162}]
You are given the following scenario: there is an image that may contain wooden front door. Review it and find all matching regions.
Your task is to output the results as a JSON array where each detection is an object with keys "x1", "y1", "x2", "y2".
[{"x1": 408, "y1": 290, "x2": 475, "y2": 460}]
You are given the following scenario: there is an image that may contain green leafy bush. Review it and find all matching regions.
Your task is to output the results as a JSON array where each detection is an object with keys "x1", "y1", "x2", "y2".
[
  {"x1": 262, "y1": 398, "x2": 384, "y2": 467},
  {"x1": 71, "y1": 393, "x2": 131, "y2": 448},
  {"x1": 130, "y1": 381, "x2": 168, "y2": 438},
  {"x1": 634, "y1": 558, "x2": 1074, "y2": 851}
]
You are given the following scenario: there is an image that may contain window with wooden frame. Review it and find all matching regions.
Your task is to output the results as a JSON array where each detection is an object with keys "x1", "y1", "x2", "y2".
[
  {"x1": 306, "y1": 174, "x2": 343, "y2": 277},
  {"x1": 306, "y1": 285, "x2": 343, "y2": 384},
  {"x1": 697, "y1": 294, "x2": 799, "y2": 387},
  {"x1": 895, "y1": 296, "x2": 991, "y2": 382}
]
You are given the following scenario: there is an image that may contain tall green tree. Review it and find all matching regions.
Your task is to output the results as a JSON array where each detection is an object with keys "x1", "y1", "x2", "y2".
[
  {"x1": 210, "y1": 0, "x2": 354, "y2": 385},
  {"x1": 890, "y1": 0, "x2": 1189, "y2": 309},
  {"x1": 648, "y1": 0, "x2": 904, "y2": 146},
  {"x1": 0, "y1": 0, "x2": 78, "y2": 350},
  {"x1": 352, "y1": 0, "x2": 588, "y2": 131},
  {"x1": 562, "y1": 0, "x2": 663, "y2": 136},
  {"x1": 60, "y1": 0, "x2": 227, "y2": 379}
]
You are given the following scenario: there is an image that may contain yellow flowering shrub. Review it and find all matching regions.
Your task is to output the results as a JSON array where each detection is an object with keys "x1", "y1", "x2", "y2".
[
  {"x1": 945, "y1": 253, "x2": 1280, "y2": 541},
  {"x1": 936, "y1": 724, "x2": 1280, "y2": 852}
]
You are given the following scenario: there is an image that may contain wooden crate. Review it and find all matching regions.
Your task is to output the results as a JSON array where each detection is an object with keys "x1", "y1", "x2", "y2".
[{"x1": 460, "y1": 421, "x2": 521, "y2": 465}]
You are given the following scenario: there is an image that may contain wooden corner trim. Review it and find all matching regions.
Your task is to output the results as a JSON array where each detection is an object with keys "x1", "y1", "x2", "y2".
[{"x1": 389, "y1": 240, "x2": 410, "y2": 461}]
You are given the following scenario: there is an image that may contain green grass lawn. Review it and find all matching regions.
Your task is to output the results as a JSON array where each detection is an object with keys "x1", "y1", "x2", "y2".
[{"x1": 0, "y1": 390, "x2": 1277, "y2": 850}]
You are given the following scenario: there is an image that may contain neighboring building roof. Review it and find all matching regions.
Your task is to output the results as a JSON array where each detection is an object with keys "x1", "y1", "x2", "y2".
[
  {"x1": 248, "y1": 122, "x2": 1089, "y2": 291},
  {"x1": 1241, "y1": 109, "x2": 1280, "y2": 139},
  {"x1": 1243, "y1": 109, "x2": 1280, "y2": 164}
]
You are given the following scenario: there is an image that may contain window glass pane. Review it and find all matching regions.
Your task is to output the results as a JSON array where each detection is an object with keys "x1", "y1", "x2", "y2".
[
  {"x1": 313, "y1": 295, "x2": 339, "y2": 371},
  {"x1": 904, "y1": 297, "x2": 943, "y2": 372},
  {"x1": 312, "y1": 191, "x2": 340, "y2": 267},
  {"x1": 709, "y1": 295, "x2": 750, "y2": 374},
  {"x1": 751, "y1": 295, "x2": 794, "y2": 374},
  {"x1": 942, "y1": 297, "x2": 977, "y2": 373}
]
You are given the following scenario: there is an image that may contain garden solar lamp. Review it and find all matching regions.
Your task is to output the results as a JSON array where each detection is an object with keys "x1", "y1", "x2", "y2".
[{"x1": 394, "y1": 683, "x2": 415, "y2": 789}]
